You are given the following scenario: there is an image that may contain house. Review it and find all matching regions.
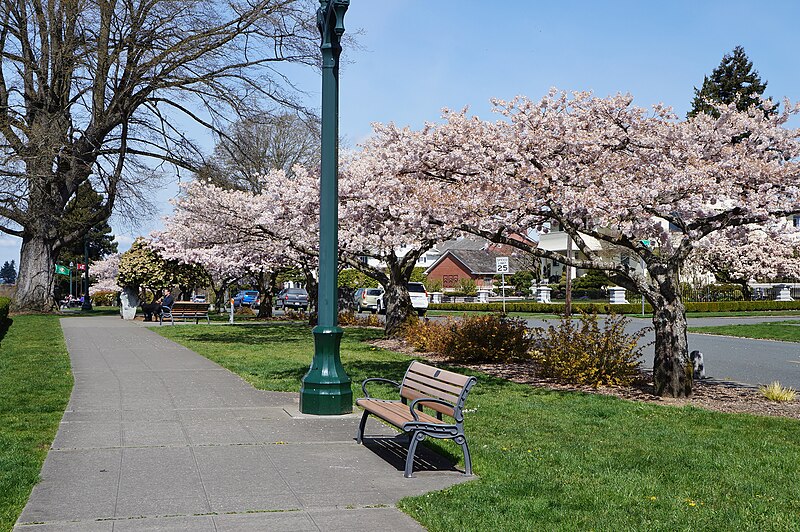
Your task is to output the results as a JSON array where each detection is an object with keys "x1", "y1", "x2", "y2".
[{"x1": 424, "y1": 245, "x2": 532, "y2": 291}]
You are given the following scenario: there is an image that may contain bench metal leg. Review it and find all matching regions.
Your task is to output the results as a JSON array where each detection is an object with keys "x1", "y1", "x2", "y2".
[
  {"x1": 356, "y1": 410, "x2": 370, "y2": 444},
  {"x1": 405, "y1": 432, "x2": 424, "y2": 478},
  {"x1": 457, "y1": 435, "x2": 473, "y2": 475}
]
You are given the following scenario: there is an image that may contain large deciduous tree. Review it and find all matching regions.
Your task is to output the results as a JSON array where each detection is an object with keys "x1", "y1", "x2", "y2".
[
  {"x1": 380, "y1": 91, "x2": 800, "y2": 397},
  {"x1": 0, "y1": 0, "x2": 319, "y2": 311}
]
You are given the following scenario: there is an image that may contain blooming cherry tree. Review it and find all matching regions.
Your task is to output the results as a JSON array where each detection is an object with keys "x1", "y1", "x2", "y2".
[
  {"x1": 89, "y1": 253, "x2": 122, "y2": 294},
  {"x1": 691, "y1": 221, "x2": 800, "y2": 293},
  {"x1": 338, "y1": 136, "x2": 463, "y2": 336},
  {"x1": 382, "y1": 90, "x2": 800, "y2": 397}
]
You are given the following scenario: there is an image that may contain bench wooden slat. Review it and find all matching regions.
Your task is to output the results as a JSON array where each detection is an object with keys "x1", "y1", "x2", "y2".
[
  {"x1": 400, "y1": 388, "x2": 455, "y2": 418},
  {"x1": 356, "y1": 398, "x2": 441, "y2": 427},
  {"x1": 406, "y1": 361, "x2": 471, "y2": 386},
  {"x1": 403, "y1": 371, "x2": 465, "y2": 397},
  {"x1": 401, "y1": 379, "x2": 460, "y2": 407}
]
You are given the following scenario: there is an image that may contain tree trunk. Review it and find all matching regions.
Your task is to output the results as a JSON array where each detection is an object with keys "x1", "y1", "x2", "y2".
[
  {"x1": 383, "y1": 281, "x2": 415, "y2": 338},
  {"x1": 13, "y1": 234, "x2": 58, "y2": 312},
  {"x1": 257, "y1": 272, "x2": 277, "y2": 319},
  {"x1": 651, "y1": 272, "x2": 692, "y2": 397},
  {"x1": 300, "y1": 266, "x2": 318, "y2": 325}
]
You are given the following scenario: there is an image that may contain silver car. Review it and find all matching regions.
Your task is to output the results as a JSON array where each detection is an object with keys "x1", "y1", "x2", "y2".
[{"x1": 354, "y1": 287, "x2": 383, "y2": 313}]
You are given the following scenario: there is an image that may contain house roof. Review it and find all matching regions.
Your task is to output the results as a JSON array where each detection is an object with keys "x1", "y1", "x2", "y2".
[{"x1": 424, "y1": 248, "x2": 530, "y2": 276}]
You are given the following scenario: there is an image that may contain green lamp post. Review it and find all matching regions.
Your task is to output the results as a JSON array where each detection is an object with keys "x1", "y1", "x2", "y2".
[{"x1": 299, "y1": 0, "x2": 352, "y2": 415}]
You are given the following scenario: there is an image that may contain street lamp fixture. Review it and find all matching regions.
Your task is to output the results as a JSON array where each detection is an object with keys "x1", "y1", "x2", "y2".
[{"x1": 299, "y1": 0, "x2": 352, "y2": 415}]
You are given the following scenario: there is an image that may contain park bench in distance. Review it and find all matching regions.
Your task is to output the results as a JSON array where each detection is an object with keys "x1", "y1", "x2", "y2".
[
  {"x1": 356, "y1": 361, "x2": 477, "y2": 478},
  {"x1": 159, "y1": 301, "x2": 210, "y2": 325}
]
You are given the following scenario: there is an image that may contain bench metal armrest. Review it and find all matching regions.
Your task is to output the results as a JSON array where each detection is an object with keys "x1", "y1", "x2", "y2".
[
  {"x1": 408, "y1": 397, "x2": 456, "y2": 422},
  {"x1": 361, "y1": 377, "x2": 400, "y2": 398}
]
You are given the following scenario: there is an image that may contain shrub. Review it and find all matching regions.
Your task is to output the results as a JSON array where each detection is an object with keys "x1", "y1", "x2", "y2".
[
  {"x1": 338, "y1": 310, "x2": 382, "y2": 328},
  {"x1": 91, "y1": 290, "x2": 118, "y2": 306},
  {"x1": 0, "y1": 296, "x2": 9, "y2": 321},
  {"x1": 447, "y1": 315, "x2": 533, "y2": 363},
  {"x1": 403, "y1": 318, "x2": 452, "y2": 352},
  {"x1": 759, "y1": 381, "x2": 797, "y2": 402},
  {"x1": 457, "y1": 278, "x2": 477, "y2": 296},
  {"x1": 425, "y1": 278, "x2": 443, "y2": 293},
  {"x1": 531, "y1": 312, "x2": 648, "y2": 387}
]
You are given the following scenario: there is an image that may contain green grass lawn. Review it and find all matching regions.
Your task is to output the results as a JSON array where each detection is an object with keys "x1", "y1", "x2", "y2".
[
  {"x1": 0, "y1": 315, "x2": 72, "y2": 532},
  {"x1": 156, "y1": 323, "x2": 800, "y2": 531},
  {"x1": 689, "y1": 320, "x2": 800, "y2": 342}
]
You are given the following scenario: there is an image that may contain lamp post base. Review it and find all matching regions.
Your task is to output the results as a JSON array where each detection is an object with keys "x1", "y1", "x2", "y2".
[{"x1": 299, "y1": 326, "x2": 352, "y2": 415}]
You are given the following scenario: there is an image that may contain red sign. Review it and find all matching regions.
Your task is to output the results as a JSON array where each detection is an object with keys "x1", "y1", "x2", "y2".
[{"x1": 76, "y1": 263, "x2": 86, "y2": 271}]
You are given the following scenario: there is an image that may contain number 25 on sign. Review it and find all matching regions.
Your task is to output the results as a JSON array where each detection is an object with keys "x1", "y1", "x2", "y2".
[{"x1": 495, "y1": 257, "x2": 509, "y2": 273}]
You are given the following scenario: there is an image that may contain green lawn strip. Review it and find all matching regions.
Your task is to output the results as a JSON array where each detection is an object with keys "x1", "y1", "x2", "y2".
[
  {"x1": 155, "y1": 324, "x2": 800, "y2": 531},
  {"x1": 0, "y1": 315, "x2": 72, "y2": 532},
  {"x1": 689, "y1": 321, "x2": 800, "y2": 342}
]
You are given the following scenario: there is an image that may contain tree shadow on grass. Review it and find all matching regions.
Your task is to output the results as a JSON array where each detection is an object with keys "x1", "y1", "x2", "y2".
[{"x1": 170, "y1": 323, "x2": 312, "y2": 346}]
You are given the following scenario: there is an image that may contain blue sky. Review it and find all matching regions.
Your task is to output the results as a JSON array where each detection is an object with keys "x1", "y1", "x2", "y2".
[{"x1": 2, "y1": 0, "x2": 800, "y2": 269}]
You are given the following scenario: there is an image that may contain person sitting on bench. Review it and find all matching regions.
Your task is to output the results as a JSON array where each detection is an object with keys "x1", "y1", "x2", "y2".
[{"x1": 141, "y1": 288, "x2": 174, "y2": 322}]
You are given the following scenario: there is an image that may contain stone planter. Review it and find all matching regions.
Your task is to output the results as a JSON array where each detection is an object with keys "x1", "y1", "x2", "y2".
[
  {"x1": 536, "y1": 286, "x2": 552, "y2": 304},
  {"x1": 120, "y1": 287, "x2": 139, "y2": 320},
  {"x1": 608, "y1": 286, "x2": 629, "y2": 304}
]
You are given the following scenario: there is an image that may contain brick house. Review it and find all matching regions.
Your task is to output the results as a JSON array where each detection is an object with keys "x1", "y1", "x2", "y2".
[{"x1": 424, "y1": 248, "x2": 530, "y2": 291}]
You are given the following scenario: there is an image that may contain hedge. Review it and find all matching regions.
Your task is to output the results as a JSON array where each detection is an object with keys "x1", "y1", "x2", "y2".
[
  {"x1": 429, "y1": 300, "x2": 800, "y2": 314},
  {"x1": 0, "y1": 296, "x2": 9, "y2": 321}
]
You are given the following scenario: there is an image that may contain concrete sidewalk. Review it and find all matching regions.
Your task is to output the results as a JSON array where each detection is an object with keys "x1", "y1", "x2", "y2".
[{"x1": 15, "y1": 317, "x2": 472, "y2": 531}]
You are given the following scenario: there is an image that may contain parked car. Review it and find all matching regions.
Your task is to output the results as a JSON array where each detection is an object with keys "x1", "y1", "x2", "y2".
[
  {"x1": 275, "y1": 287, "x2": 309, "y2": 311},
  {"x1": 353, "y1": 287, "x2": 384, "y2": 313},
  {"x1": 377, "y1": 282, "x2": 429, "y2": 316},
  {"x1": 191, "y1": 294, "x2": 207, "y2": 303},
  {"x1": 232, "y1": 290, "x2": 259, "y2": 308}
]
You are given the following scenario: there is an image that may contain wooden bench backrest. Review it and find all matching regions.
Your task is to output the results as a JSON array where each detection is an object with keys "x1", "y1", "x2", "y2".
[
  {"x1": 400, "y1": 361, "x2": 476, "y2": 420},
  {"x1": 169, "y1": 302, "x2": 209, "y2": 313}
]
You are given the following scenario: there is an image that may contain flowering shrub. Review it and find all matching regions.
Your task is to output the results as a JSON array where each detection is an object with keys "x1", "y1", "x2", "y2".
[
  {"x1": 531, "y1": 312, "x2": 648, "y2": 387},
  {"x1": 338, "y1": 310, "x2": 382, "y2": 328},
  {"x1": 403, "y1": 318, "x2": 452, "y2": 353},
  {"x1": 445, "y1": 315, "x2": 532, "y2": 363},
  {"x1": 404, "y1": 315, "x2": 532, "y2": 363},
  {"x1": 91, "y1": 290, "x2": 118, "y2": 306}
]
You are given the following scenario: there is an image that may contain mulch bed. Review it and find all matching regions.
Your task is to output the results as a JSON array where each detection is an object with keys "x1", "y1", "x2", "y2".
[{"x1": 370, "y1": 338, "x2": 800, "y2": 421}]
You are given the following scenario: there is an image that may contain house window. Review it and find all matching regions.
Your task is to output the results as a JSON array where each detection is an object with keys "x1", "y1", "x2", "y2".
[
  {"x1": 794, "y1": 215, "x2": 800, "y2": 228},
  {"x1": 443, "y1": 275, "x2": 459, "y2": 288}
]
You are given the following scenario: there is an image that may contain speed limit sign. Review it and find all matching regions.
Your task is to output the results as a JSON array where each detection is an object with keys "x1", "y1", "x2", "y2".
[{"x1": 495, "y1": 257, "x2": 509, "y2": 273}]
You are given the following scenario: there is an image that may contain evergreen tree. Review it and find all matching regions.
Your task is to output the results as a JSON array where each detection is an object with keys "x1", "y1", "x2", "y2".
[
  {"x1": 689, "y1": 46, "x2": 771, "y2": 118},
  {"x1": 58, "y1": 183, "x2": 119, "y2": 265},
  {"x1": 0, "y1": 260, "x2": 16, "y2": 284}
]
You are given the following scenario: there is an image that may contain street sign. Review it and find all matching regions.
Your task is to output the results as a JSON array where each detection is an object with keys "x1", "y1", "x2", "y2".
[
  {"x1": 495, "y1": 257, "x2": 510, "y2": 273},
  {"x1": 76, "y1": 263, "x2": 86, "y2": 271},
  {"x1": 55, "y1": 264, "x2": 70, "y2": 275}
]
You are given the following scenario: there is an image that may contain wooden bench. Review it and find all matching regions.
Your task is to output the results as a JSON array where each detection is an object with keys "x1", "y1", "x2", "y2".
[
  {"x1": 159, "y1": 301, "x2": 210, "y2": 325},
  {"x1": 356, "y1": 361, "x2": 477, "y2": 478}
]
